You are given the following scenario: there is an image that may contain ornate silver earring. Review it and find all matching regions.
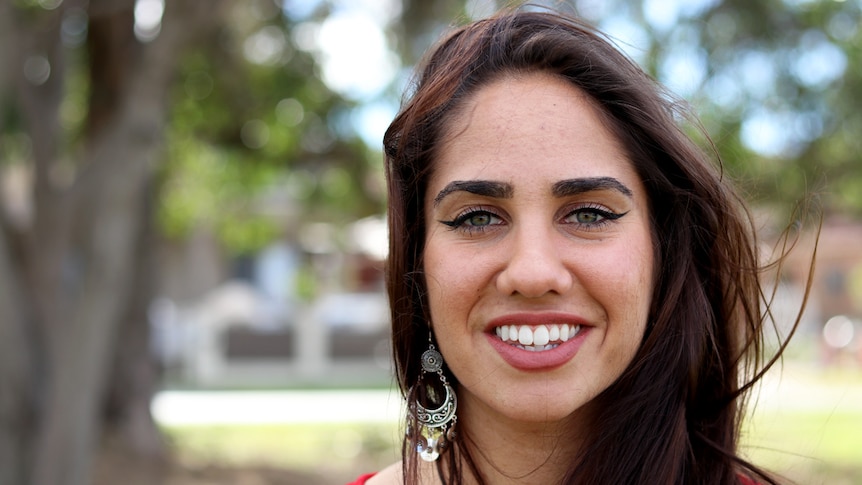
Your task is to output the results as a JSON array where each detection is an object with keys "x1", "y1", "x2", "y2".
[{"x1": 407, "y1": 335, "x2": 457, "y2": 462}]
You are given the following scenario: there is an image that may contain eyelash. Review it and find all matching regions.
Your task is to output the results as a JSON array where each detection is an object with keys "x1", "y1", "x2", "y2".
[
  {"x1": 440, "y1": 206, "x2": 502, "y2": 234},
  {"x1": 439, "y1": 204, "x2": 627, "y2": 234},
  {"x1": 562, "y1": 204, "x2": 627, "y2": 230}
]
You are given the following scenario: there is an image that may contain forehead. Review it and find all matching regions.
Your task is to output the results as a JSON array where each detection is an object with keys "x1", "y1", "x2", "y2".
[{"x1": 429, "y1": 72, "x2": 640, "y2": 193}]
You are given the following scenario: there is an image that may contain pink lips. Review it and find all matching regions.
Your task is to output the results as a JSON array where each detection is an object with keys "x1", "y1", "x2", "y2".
[{"x1": 485, "y1": 313, "x2": 590, "y2": 371}]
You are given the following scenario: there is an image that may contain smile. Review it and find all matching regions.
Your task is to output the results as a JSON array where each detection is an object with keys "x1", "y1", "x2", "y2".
[{"x1": 494, "y1": 324, "x2": 582, "y2": 352}]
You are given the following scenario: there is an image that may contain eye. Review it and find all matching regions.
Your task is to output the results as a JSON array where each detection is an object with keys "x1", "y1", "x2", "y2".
[
  {"x1": 562, "y1": 205, "x2": 626, "y2": 229},
  {"x1": 463, "y1": 212, "x2": 495, "y2": 227},
  {"x1": 440, "y1": 207, "x2": 504, "y2": 233},
  {"x1": 572, "y1": 210, "x2": 604, "y2": 224}
]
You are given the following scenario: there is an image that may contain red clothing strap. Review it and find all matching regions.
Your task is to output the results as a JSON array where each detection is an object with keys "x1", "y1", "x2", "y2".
[
  {"x1": 349, "y1": 471, "x2": 758, "y2": 484},
  {"x1": 738, "y1": 474, "x2": 760, "y2": 485},
  {"x1": 346, "y1": 473, "x2": 376, "y2": 485}
]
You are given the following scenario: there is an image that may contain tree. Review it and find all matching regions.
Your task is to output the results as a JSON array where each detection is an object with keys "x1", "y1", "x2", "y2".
[
  {"x1": 0, "y1": 0, "x2": 389, "y2": 482},
  {"x1": 626, "y1": 0, "x2": 862, "y2": 216},
  {"x1": 0, "y1": 1, "x2": 230, "y2": 484}
]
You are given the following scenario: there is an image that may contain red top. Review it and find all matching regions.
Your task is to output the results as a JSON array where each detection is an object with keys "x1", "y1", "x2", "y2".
[
  {"x1": 347, "y1": 472, "x2": 757, "y2": 483},
  {"x1": 346, "y1": 473, "x2": 376, "y2": 485},
  {"x1": 739, "y1": 475, "x2": 760, "y2": 485}
]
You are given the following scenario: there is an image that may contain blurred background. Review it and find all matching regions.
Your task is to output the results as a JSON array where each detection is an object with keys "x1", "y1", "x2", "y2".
[{"x1": 0, "y1": 0, "x2": 860, "y2": 484}]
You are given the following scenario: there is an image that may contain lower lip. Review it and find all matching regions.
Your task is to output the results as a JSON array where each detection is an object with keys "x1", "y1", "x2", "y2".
[{"x1": 485, "y1": 328, "x2": 590, "y2": 371}]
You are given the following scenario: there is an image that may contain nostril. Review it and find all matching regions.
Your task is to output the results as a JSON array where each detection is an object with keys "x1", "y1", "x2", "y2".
[
  {"x1": 494, "y1": 228, "x2": 574, "y2": 297},
  {"x1": 497, "y1": 256, "x2": 573, "y2": 298}
]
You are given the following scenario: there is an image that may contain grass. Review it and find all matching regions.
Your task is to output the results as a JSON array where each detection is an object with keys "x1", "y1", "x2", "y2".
[
  {"x1": 161, "y1": 364, "x2": 862, "y2": 483},
  {"x1": 740, "y1": 364, "x2": 862, "y2": 484},
  {"x1": 162, "y1": 422, "x2": 400, "y2": 482}
]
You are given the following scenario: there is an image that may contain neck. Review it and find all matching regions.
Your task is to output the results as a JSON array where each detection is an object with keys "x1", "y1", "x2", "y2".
[{"x1": 435, "y1": 392, "x2": 588, "y2": 484}]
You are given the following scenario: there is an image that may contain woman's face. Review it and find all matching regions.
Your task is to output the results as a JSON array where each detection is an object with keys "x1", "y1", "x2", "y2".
[{"x1": 423, "y1": 72, "x2": 654, "y2": 426}]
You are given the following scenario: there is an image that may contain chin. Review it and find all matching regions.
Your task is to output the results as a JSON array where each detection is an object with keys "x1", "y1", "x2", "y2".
[
  {"x1": 526, "y1": 405, "x2": 585, "y2": 424},
  {"x1": 494, "y1": 391, "x2": 593, "y2": 426}
]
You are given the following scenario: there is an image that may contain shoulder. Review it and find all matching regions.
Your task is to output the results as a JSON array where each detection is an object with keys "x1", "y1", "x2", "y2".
[
  {"x1": 365, "y1": 462, "x2": 401, "y2": 485},
  {"x1": 346, "y1": 473, "x2": 377, "y2": 485},
  {"x1": 364, "y1": 459, "x2": 441, "y2": 484}
]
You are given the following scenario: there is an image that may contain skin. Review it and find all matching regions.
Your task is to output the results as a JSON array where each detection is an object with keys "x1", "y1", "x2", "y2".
[{"x1": 371, "y1": 72, "x2": 655, "y2": 484}]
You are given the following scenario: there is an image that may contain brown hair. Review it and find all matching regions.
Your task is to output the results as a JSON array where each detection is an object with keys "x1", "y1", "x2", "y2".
[{"x1": 383, "y1": 8, "x2": 805, "y2": 484}]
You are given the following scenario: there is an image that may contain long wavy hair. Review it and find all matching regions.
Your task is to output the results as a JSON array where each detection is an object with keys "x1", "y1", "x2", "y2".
[{"x1": 383, "y1": 8, "x2": 809, "y2": 484}]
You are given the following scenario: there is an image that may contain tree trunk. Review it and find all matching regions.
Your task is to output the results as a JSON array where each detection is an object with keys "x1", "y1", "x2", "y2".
[
  {"x1": 102, "y1": 185, "x2": 167, "y2": 462},
  {"x1": 0, "y1": 2, "x2": 231, "y2": 484},
  {"x1": 1, "y1": 3, "x2": 67, "y2": 484},
  {"x1": 29, "y1": 121, "x2": 158, "y2": 485},
  {"x1": 0, "y1": 1, "x2": 25, "y2": 480},
  {"x1": 0, "y1": 225, "x2": 33, "y2": 485}
]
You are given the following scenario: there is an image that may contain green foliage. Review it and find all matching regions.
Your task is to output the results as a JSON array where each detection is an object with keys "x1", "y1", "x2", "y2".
[
  {"x1": 0, "y1": 133, "x2": 31, "y2": 166},
  {"x1": 156, "y1": 6, "x2": 385, "y2": 254},
  {"x1": 632, "y1": 0, "x2": 862, "y2": 216},
  {"x1": 157, "y1": 135, "x2": 281, "y2": 254}
]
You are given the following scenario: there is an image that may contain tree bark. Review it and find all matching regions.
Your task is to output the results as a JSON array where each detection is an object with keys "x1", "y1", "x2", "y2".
[
  {"x1": 0, "y1": 223, "x2": 33, "y2": 485},
  {"x1": 1, "y1": 3, "x2": 65, "y2": 484},
  {"x1": 102, "y1": 185, "x2": 167, "y2": 462},
  {"x1": 0, "y1": 2, "x2": 231, "y2": 485}
]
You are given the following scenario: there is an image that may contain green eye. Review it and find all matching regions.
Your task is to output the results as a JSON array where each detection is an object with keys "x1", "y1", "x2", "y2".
[
  {"x1": 564, "y1": 206, "x2": 626, "y2": 228},
  {"x1": 440, "y1": 209, "x2": 503, "y2": 233},
  {"x1": 467, "y1": 213, "x2": 493, "y2": 226},
  {"x1": 574, "y1": 211, "x2": 603, "y2": 224}
]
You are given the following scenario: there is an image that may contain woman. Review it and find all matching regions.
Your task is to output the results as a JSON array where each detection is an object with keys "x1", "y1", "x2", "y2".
[{"x1": 354, "y1": 7, "x2": 808, "y2": 485}]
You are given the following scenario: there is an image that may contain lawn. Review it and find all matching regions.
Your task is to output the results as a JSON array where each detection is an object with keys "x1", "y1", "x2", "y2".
[
  {"x1": 162, "y1": 422, "x2": 400, "y2": 483},
  {"x1": 740, "y1": 364, "x2": 862, "y2": 484},
  {"x1": 160, "y1": 364, "x2": 862, "y2": 484},
  {"x1": 743, "y1": 409, "x2": 861, "y2": 484}
]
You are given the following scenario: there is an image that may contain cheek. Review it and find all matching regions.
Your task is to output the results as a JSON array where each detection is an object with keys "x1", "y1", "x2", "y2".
[
  {"x1": 424, "y1": 240, "x2": 490, "y2": 308},
  {"x1": 423, "y1": 246, "x2": 501, "y2": 352},
  {"x1": 600, "y1": 237, "x2": 654, "y2": 332},
  {"x1": 627, "y1": 267, "x2": 653, "y2": 349},
  {"x1": 422, "y1": 243, "x2": 466, "y2": 323}
]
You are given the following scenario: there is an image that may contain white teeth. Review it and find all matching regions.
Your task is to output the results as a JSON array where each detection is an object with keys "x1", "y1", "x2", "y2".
[
  {"x1": 518, "y1": 326, "x2": 533, "y2": 346},
  {"x1": 496, "y1": 324, "x2": 582, "y2": 348},
  {"x1": 515, "y1": 343, "x2": 561, "y2": 352},
  {"x1": 533, "y1": 326, "x2": 550, "y2": 346}
]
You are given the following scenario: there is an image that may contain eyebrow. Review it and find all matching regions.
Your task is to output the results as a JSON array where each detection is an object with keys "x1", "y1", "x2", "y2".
[
  {"x1": 552, "y1": 177, "x2": 633, "y2": 198},
  {"x1": 432, "y1": 176, "x2": 633, "y2": 207},
  {"x1": 433, "y1": 180, "x2": 513, "y2": 206}
]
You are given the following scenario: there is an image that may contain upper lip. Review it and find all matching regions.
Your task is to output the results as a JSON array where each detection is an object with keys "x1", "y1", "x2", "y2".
[{"x1": 484, "y1": 312, "x2": 589, "y2": 333}]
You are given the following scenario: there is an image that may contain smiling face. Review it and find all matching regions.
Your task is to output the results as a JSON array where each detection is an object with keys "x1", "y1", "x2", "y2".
[{"x1": 423, "y1": 72, "x2": 655, "y2": 427}]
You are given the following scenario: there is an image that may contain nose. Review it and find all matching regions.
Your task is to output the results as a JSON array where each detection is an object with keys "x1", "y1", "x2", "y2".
[{"x1": 495, "y1": 224, "x2": 573, "y2": 298}]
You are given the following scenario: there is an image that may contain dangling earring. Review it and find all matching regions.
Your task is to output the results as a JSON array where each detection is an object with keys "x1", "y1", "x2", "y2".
[{"x1": 407, "y1": 333, "x2": 457, "y2": 462}]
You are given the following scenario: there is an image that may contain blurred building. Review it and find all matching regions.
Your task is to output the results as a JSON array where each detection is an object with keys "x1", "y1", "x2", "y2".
[
  {"x1": 151, "y1": 216, "x2": 392, "y2": 388},
  {"x1": 781, "y1": 216, "x2": 862, "y2": 363}
]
